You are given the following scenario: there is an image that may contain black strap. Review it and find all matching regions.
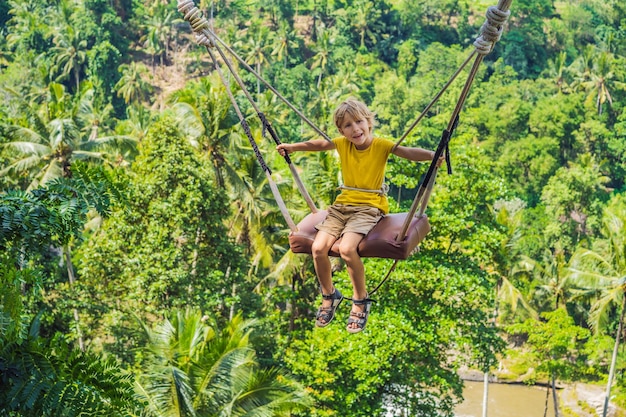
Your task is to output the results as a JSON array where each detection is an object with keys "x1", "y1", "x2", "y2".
[
  {"x1": 239, "y1": 118, "x2": 271, "y2": 175},
  {"x1": 258, "y1": 111, "x2": 292, "y2": 164},
  {"x1": 352, "y1": 297, "x2": 376, "y2": 305}
]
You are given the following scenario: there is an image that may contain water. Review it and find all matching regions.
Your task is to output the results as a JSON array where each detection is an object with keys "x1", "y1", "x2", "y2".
[{"x1": 454, "y1": 380, "x2": 556, "y2": 417}]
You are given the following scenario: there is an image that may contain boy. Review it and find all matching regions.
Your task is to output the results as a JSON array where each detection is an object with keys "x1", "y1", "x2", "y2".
[{"x1": 276, "y1": 98, "x2": 441, "y2": 333}]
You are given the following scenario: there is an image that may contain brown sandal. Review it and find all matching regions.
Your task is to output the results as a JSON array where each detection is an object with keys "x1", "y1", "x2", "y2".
[{"x1": 315, "y1": 288, "x2": 344, "y2": 327}]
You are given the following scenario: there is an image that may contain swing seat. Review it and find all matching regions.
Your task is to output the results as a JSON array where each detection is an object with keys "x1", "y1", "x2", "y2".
[{"x1": 288, "y1": 210, "x2": 431, "y2": 260}]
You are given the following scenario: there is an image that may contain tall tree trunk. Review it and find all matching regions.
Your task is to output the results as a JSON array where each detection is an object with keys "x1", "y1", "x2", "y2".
[
  {"x1": 482, "y1": 278, "x2": 502, "y2": 417},
  {"x1": 191, "y1": 227, "x2": 201, "y2": 277},
  {"x1": 229, "y1": 282, "x2": 236, "y2": 321},
  {"x1": 552, "y1": 373, "x2": 559, "y2": 417},
  {"x1": 256, "y1": 61, "x2": 261, "y2": 99},
  {"x1": 64, "y1": 245, "x2": 84, "y2": 351},
  {"x1": 603, "y1": 296, "x2": 626, "y2": 417},
  {"x1": 543, "y1": 385, "x2": 549, "y2": 417},
  {"x1": 481, "y1": 372, "x2": 489, "y2": 417},
  {"x1": 288, "y1": 273, "x2": 301, "y2": 333},
  {"x1": 74, "y1": 67, "x2": 80, "y2": 93},
  {"x1": 88, "y1": 121, "x2": 99, "y2": 141}
]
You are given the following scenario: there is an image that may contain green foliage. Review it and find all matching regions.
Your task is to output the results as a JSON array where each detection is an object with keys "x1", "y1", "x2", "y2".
[
  {"x1": 135, "y1": 308, "x2": 311, "y2": 417},
  {"x1": 507, "y1": 308, "x2": 591, "y2": 381},
  {"x1": 0, "y1": 0, "x2": 9, "y2": 28},
  {"x1": 1, "y1": 0, "x2": 626, "y2": 414},
  {"x1": 498, "y1": 134, "x2": 560, "y2": 204},
  {"x1": 286, "y1": 312, "x2": 419, "y2": 416},
  {"x1": 425, "y1": 146, "x2": 510, "y2": 264},
  {"x1": 86, "y1": 40, "x2": 122, "y2": 107},
  {"x1": 528, "y1": 92, "x2": 587, "y2": 163},
  {"x1": 395, "y1": 39, "x2": 420, "y2": 80},
  {"x1": 0, "y1": 317, "x2": 138, "y2": 416},
  {"x1": 5, "y1": 0, "x2": 54, "y2": 55},
  {"x1": 0, "y1": 165, "x2": 121, "y2": 253},
  {"x1": 84, "y1": 0, "x2": 132, "y2": 54},
  {"x1": 286, "y1": 251, "x2": 502, "y2": 416},
  {"x1": 568, "y1": 193, "x2": 626, "y2": 334},
  {"x1": 540, "y1": 153, "x2": 611, "y2": 250},
  {"x1": 498, "y1": 0, "x2": 554, "y2": 78},
  {"x1": 0, "y1": 163, "x2": 123, "y2": 349},
  {"x1": 75, "y1": 116, "x2": 252, "y2": 363},
  {"x1": 333, "y1": 0, "x2": 400, "y2": 60},
  {"x1": 396, "y1": 0, "x2": 471, "y2": 47},
  {"x1": 0, "y1": 254, "x2": 40, "y2": 343}
]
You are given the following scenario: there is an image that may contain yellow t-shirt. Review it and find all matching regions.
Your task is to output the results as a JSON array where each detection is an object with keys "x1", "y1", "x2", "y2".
[{"x1": 332, "y1": 136, "x2": 395, "y2": 214}]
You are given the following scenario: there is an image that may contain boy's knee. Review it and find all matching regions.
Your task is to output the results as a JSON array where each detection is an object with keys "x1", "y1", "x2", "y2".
[
  {"x1": 338, "y1": 243, "x2": 359, "y2": 260},
  {"x1": 311, "y1": 242, "x2": 330, "y2": 257}
]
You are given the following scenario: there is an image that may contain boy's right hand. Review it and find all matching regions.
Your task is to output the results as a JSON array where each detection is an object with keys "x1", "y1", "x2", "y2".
[{"x1": 276, "y1": 143, "x2": 290, "y2": 156}]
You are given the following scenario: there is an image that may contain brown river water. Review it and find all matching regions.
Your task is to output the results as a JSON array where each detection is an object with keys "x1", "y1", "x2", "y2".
[{"x1": 454, "y1": 380, "x2": 556, "y2": 417}]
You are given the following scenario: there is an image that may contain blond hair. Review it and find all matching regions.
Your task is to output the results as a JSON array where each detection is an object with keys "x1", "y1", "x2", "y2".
[{"x1": 333, "y1": 98, "x2": 376, "y2": 133}]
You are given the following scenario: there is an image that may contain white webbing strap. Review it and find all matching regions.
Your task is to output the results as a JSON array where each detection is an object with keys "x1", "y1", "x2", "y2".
[{"x1": 337, "y1": 183, "x2": 389, "y2": 196}]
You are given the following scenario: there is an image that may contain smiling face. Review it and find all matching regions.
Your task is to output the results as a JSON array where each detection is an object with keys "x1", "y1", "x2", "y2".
[
  {"x1": 333, "y1": 99, "x2": 375, "y2": 150},
  {"x1": 338, "y1": 113, "x2": 373, "y2": 150}
]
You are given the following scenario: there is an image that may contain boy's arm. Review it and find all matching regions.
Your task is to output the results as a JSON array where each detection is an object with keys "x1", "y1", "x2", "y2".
[
  {"x1": 392, "y1": 145, "x2": 436, "y2": 162},
  {"x1": 277, "y1": 139, "x2": 336, "y2": 155}
]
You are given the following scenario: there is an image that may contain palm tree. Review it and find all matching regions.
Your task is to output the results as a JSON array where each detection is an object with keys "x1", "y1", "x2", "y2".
[
  {"x1": 5, "y1": 0, "x2": 50, "y2": 54},
  {"x1": 0, "y1": 315, "x2": 138, "y2": 415},
  {"x1": 142, "y1": 6, "x2": 174, "y2": 68},
  {"x1": 114, "y1": 61, "x2": 154, "y2": 105},
  {"x1": 569, "y1": 45, "x2": 624, "y2": 115},
  {"x1": 568, "y1": 195, "x2": 626, "y2": 417},
  {"x1": 2, "y1": 92, "x2": 83, "y2": 187},
  {"x1": 262, "y1": 250, "x2": 315, "y2": 332},
  {"x1": 169, "y1": 75, "x2": 242, "y2": 190},
  {"x1": 240, "y1": 27, "x2": 272, "y2": 98},
  {"x1": 135, "y1": 308, "x2": 311, "y2": 417},
  {"x1": 587, "y1": 51, "x2": 617, "y2": 115},
  {"x1": 520, "y1": 249, "x2": 570, "y2": 312},
  {"x1": 350, "y1": 0, "x2": 382, "y2": 50},
  {"x1": 228, "y1": 148, "x2": 296, "y2": 277},
  {"x1": 50, "y1": 26, "x2": 88, "y2": 92},
  {"x1": 545, "y1": 51, "x2": 569, "y2": 92},
  {"x1": 483, "y1": 199, "x2": 537, "y2": 417},
  {"x1": 117, "y1": 104, "x2": 154, "y2": 147},
  {"x1": 2, "y1": 84, "x2": 135, "y2": 350},
  {"x1": 1, "y1": 83, "x2": 130, "y2": 189},
  {"x1": 270, "y1": 24, "x2": 298, "y2": 67},
  {"x1": 310, "y1": 28, "x2": 333, "y2": 88}
]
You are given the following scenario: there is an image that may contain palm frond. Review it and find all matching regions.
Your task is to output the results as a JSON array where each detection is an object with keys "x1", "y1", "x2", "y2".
[
  {"x1": 1, "y1": 334, "x2": 137, "y2": 416},
  {"x1": 0, "y1": 154, "x2": 44, "y2": 176},
  {"x1": 3, "y1": 140, "x2": 50, "y2": 156}
]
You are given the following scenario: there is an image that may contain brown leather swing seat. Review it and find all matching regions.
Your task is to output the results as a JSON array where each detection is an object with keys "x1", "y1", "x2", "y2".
[{"x1": 288, "y1": 210, "x2": 431, "y2": 260}]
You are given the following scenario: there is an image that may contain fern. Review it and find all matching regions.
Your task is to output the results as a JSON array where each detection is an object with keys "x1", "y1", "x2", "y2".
[
  {"x1": 1, "y1": 167, "x2": 128, "y2": 253},
  {"x1": 0, "y1": 323, "x2": 139, "y2": 416}
]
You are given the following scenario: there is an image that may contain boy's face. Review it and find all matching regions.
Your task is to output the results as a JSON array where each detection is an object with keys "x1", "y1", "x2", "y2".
[{"x1": 338, "y1": 113, "x2": 373, "y2": 150}]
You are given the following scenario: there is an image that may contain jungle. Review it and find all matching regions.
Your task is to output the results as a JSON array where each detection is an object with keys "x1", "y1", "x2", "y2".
[{"x1": 1, "y1": 0, "x2": 626, "y2": 416}]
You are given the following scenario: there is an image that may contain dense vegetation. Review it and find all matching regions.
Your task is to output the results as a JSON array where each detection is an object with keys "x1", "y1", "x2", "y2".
[{"x1": 1, "y1": 0, "x2": 625, "y2": 415}]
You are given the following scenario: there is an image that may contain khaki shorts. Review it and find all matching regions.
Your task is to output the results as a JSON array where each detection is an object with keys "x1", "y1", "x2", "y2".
[{"x1": 315, "y1": 204, "x2": 384, "y2": 238}]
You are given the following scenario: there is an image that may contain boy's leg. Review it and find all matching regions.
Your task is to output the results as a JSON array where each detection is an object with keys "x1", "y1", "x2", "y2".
[
  {"x1": 311, "y1": 231, "x2": 339, "y2": 324},
  {"x1": 338, "y1": 232, "x2": 367, "y2": 299},
  {"x1": 338, "y1": 232, "x2": 369, "y2": 331}
]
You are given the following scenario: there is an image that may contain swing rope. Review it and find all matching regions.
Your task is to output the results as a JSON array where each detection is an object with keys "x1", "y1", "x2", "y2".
[
  {"x1": 395, "y1": 0, "x2": 512, "y2": 242},
  {"x1": 196, "y1": 34, "x2": 298, "y2": 231},
  {"x1": 194, "y1": 31, "x2": 319, "y2": 214},
  {"x1": 178, "y1": 0, "x2": 332, "y2": 142},
  {"x1": 367, "y1": 0, "x2": 512, "y2": 296}
]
